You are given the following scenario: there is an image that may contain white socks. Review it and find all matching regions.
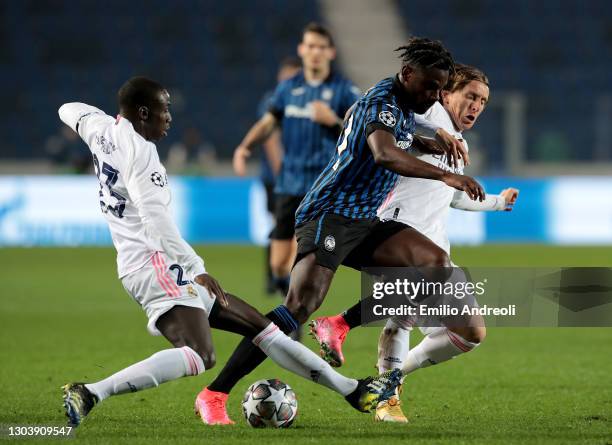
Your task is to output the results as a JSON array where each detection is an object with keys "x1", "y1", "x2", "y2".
[
  {"x1": 85, "y1": 346, "x2": 204, "y2": 401},
  {"x1": 253, "y1": 323, "x2": 358, "y2": 396},
  {"x1": 401, "y1": 328, "x2": 478, "y2": 375},
  {"x1": 377, "y1": 319, "x2": 411, "y2": 373}
]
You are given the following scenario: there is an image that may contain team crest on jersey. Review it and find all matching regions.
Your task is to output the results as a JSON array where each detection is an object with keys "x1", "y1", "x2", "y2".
[
  {"x1": 378, "y1": 111, "x2": 397, "y2": 127},
  {"x1": 95, "y1": 134, "x2": 117, "y2": 154},
  {"x1": 321, "y1": 88, "x2": 333, "y2": 101},
  {"x1": 323, "y1": 235, "x2": 336, "y2": 252},
  {"x1": 150, "y1": 172, "x2": 168, "y2": 187},
  {"x1": 186, "y1": 284, "x2": 198, "y2": 298}
]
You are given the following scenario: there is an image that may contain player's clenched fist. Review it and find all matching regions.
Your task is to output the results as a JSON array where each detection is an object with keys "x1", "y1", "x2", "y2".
[{"x1": 500, "y1": 188, "x2": 519, "y2": 211}]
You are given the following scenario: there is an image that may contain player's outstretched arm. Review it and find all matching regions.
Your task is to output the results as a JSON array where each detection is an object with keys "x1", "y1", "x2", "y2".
[
  {"x1": 233, "y1": 112, "x2": 279, "y2": 176},
  {"x1": 451, "y1": 187, "x2": 519, "y2": 211},
  {"x1": 367, "y1": 129, "x2": 485, "y2": 201},
  {"x1": 58, "y1": 103, "x2": 103, "y2": 134}
]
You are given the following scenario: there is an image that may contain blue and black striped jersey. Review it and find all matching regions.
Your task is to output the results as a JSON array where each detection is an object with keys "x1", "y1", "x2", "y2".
[
  {"x1": 295, "y1": 76, "x2": 416, "y2": 224},
  {"x1": 268, "y1": 70, "x2": 361, "y2": 196}
]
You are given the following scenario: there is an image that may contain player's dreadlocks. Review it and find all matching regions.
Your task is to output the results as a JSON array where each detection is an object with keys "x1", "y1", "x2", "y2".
[{"x1": 395, "y1": 37, "x2": 455, "y2": 73}]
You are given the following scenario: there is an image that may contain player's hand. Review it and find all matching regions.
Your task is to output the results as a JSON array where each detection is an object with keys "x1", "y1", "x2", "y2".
[
  {"x1": 232, "y1": 145, "x2": 251, "y2": 176},
  {"x1": 435, "y1": 128, "x2": 470, "y2": 169},
  {"x1": 443, "y1": 173, "x2": 485, "y2": 201},
  {"x1": 413, "y1": 135, "x2": 445, "y2": 155},
  {"x1": 310, "y1": 100, "x2": 341, "y2": 127},
  {"x1": 195, "y1": 273, "x2": 229, "y2": 307},
  {"x1": 500, "y1": 187, "x2": 519, "y2": 211}
]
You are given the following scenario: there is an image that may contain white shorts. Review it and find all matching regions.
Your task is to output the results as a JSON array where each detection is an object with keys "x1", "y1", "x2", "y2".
[{"x1": 121, "y1": 252, "x2": 217, "y2": 336}]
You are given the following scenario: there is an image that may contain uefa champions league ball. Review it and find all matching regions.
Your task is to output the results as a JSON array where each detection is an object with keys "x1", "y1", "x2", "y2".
[{"x1": 242, "y1": 379, "x2": 298, "y2": 428}]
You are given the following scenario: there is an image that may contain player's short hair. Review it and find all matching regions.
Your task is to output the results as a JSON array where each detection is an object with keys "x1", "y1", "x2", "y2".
[
  {"x1": 444, "y1": 63, "x2": 489, "y2": 93},
  {"x1": 118, "y1": 77, "x2": 165, "y2": 111},
  {"x1": 302, "y1": 22, "x2": 334, "y2": 47},
  {"x1": 395, "y1": 37, "x2": 454, "y2": 72}
]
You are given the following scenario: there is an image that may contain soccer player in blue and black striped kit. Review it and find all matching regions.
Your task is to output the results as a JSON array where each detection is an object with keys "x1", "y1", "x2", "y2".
[
  {"x1": 204, "y1": 37, "x2": 485, "y2": 423},
  {"x1": 233, "y1": 22, "x2": 361, "y2": 303}
]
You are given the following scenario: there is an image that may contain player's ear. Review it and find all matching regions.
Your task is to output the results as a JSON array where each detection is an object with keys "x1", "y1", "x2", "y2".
[
  {"x1": 297, "y1": 42, "x2": 305, "y2": 58},
  {"x1": 138, "y1": 106, "x2": 149, "y2": 121},
  {"x1": 440, "y1": 90, "x2": 450, "y2": 105},
  {"x1": 400, "y1": 64, "x2": 414, "y2": 81},
  {"x1": 328, "y1": 46, "x2": 337, "y2": 61}
]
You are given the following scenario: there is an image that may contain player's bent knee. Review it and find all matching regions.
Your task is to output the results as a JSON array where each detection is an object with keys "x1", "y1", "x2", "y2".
[
  {"x1": 423, "y1": 249, "x2": 451, "y2": 267},
  {"x1": 197, "y1": 350, "x2": 216, "y2": 370},
  {"x1": 450, "y1": 326, "x2": 486, "y2": 345}
]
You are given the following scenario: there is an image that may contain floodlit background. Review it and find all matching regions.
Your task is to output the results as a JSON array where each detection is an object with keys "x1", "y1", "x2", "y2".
[
  {"x1": 1, "y1": 0, "x2": 612, "y2": 246},
  {"x1": 1, "y1": 2, "x2": 611, "y2": 444}
]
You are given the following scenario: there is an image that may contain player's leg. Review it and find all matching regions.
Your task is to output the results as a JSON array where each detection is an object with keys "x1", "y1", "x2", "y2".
[
  {"x1": 210, "y1": 294, "x2": 400, "y2": 408},
  {"x1": 375, "y1": 318, "x2": 412, "y2": 423},
  {"x1": 264, "y1": 183, "x2": 277, "y2": 295},
  {"x1": 63, "y1": 305, "x2": 211, "y2": 426},
  {"x1": 206, "y1": 253, "x2": 333, "y2": 397},
  {"x1": 63, "y1": 256, "x2": 212, "y2": 426},
  {"x1": 269, "y1": 238, "x2": 295, "y2": 294},
  {"x1": 203, "y1": 213, "x2": 373, "y2": 419},
  {"x1": 270, "y1": 236, "x2": 302, "y2": 340},
  {"x1": 269, "y1": 194, "x2": 302, "y2": 297},
  {"x1": 312, "y1": 224, "x2": 447, "y2": 366}
]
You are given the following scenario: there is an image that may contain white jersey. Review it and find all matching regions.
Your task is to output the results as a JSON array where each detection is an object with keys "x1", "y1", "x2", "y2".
[
  {"x1": 58, "y1": 103, "x2": 205, "y2": 279},
  {"x1": 378, "y1": 101, "x2": 505, "y2": 254}
]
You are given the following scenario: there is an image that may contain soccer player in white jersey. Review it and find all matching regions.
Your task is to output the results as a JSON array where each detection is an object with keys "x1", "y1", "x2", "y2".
[
  {"x1": 58, "y1": 77, "x2": 401, "y2": 427},
  {"x1": 310, "y1": 65, "x2": 519, "y2": 422}
]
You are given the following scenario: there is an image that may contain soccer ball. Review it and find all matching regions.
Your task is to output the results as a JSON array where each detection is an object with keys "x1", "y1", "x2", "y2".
[{"x1": 242, "y1": 379, "x2": 298, "y2": 428}]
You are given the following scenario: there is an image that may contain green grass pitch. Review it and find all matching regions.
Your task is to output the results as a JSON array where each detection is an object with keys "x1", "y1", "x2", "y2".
[{"x1": 1, "y1": 245, "x2": 611, "y2": 444}]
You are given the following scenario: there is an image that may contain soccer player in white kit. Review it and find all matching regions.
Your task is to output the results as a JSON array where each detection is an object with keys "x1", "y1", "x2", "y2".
[
  {"x1": 58, "y1": 77, "x2": 401, "y2": 427},
  {"x1": 310, "y1": 65, "x2": 519, "y2": 422}
]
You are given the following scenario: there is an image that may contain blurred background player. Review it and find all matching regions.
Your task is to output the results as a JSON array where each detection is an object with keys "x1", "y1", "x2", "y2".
[
  {"x1": 256, "y1": 56, "x2": 302, "y2": 295},
  {"x1": 202, "y1": 37, "x2": 486, "y2": 423},
  {"x1": 310, "y1": 64, "x2": 519, "y2": 423},
  {"x1": 232, "y1": 22, "x2": 361, "y2": 328},
  {"x1": 58, "y1": 76, "x2": 402, "y2": 427}
]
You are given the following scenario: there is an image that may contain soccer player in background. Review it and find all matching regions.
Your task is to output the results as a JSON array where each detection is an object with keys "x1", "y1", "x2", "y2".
[
  {"x1": 57, "y1": 77, "x2": 402, "y2": 427},
  {"x1": 201, "y1": 37, "x2": 487, "y2": 423},
  {"x1": 233, "y1": 22, "x2": 361, "y2": 308},
  {"x1": 310, "y1": 64, "x2": 520, "y2": 422},
  {"x1": 256, "y1": 57, "x2": 302, "y2": 296}
]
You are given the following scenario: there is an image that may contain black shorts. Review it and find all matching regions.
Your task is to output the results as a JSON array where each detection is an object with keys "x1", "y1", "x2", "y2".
[
  {"x1": 270, "y1": 194, "x2": 304, "y2": 240},
  {"x1": 294, "y1": 213, "x2": 406, "y2": 271},
  {"x1": 263, "y1": 182, "x2": 275, "y2": 214}
]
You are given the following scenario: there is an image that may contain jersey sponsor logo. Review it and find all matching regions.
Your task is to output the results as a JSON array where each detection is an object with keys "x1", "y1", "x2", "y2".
[
  {"x1": 150, "y1": 171, "x2": 168, "y2": 187},
  {"x1": 291, "y1": 87, "x2": 305, "y2": 96},
  {"x1": 95, "y1": 134, "x2": 117, "y2": 154},
  {"x1": 379, "y1": 110, "x2": 397, "y2": 127},
  {"x1": 285, "y1": 104, "x2": 312, "y2": 119},
  {"x1": 321, "y1": 88, "x2": 333, "y2": 101},
  {"x1": 324, "y1": 235, "x2": 336, "y2": 252}
]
